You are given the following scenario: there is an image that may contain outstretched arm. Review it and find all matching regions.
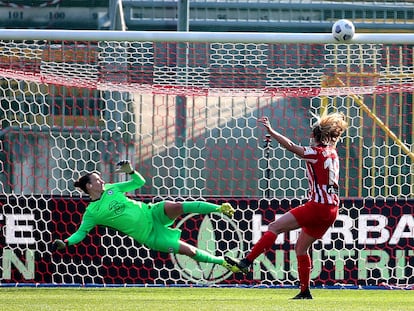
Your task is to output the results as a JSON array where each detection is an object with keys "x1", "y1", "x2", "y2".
[
  {"x1": 52, "y1": 212, "x2": 96, "y2": 251},
  {"x1": 114, "y1": 160, "x2": 146, "y2": 192},
  {"x1": 258, "y1": 117, "x2": 305, "y2": 158}
]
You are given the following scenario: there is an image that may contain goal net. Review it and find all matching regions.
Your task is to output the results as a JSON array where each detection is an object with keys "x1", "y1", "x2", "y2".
[{"x1": 0, "y1": 30, "x2": 413, "y2": 288}]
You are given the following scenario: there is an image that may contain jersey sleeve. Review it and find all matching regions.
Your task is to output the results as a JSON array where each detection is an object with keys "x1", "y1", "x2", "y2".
[
  {"x1": 66, "y1": 211, "x2": 96, "y2": 246},
  {"x1": 113, "y1": 171, "x2": 146, "y2": 193}
]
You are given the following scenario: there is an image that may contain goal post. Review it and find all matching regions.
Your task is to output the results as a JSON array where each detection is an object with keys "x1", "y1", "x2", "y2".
[
  {"x1": 1, "y1": 29, "x2": 414, "y2": 43},
  {"x1": 0, "y1": 29, "x2": 413, "y2": 287}
]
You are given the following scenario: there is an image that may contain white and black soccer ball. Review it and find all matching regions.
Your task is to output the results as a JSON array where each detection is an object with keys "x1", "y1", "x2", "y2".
[{"x1": 332, "y1": 19, "x2": 355, "y2": 42}]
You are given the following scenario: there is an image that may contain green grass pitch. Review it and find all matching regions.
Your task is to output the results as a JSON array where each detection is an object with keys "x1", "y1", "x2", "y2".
[{"x1": 1, "y1": 287, "x2": 413, "y2": 311}]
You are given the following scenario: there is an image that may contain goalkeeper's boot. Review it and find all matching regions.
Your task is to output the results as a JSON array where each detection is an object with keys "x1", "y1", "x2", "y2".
[
  {"x1": 224, "y1": 256, "x2": 250, "y2": 274},
  {"x1": 222, "y1": 257, "x2": 243, "y2": 273},
  {"x1": 219, "y1": 203, "x2": 235, "y2": 218},
  {"x1": 291, "y1": 288, "x2": 313, "y2": 300}
]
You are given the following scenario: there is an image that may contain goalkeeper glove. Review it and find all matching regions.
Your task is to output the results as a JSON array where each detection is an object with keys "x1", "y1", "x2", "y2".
[
  {"x1": 115, "y1": 160, "x2": 134, "y2": 174},
  {"x1": 52, "y1": 239, "x2": 66, "y2": 251}
]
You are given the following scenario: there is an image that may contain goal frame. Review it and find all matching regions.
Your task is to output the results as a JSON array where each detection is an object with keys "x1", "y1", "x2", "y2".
[
  {"x1": 1, "y1": 29, "x2": 414, "y2": 44},
  {"x1": 0, "y1": 29, "x2": 413, "y2": 288}
]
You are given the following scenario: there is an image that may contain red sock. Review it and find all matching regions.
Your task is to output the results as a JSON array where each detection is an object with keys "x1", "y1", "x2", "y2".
[
  {"x1": 246, "y1": 231, "x2": 277, "y2": 263},
  {"x1": 297, "y1": 254, "x2": 312, "y2": 292}
]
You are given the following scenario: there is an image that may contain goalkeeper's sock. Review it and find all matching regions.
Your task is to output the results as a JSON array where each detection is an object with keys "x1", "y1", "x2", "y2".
[
  {"x1": 246, "y1": 231, "x2": 277, "y2": 263},
  {"x1": 297, "y1": 254, "x2": 312, "y2": 292},
  {"x1": 182, "y1": 201, "x2": 219, "y2": 215},
  {"x1": 192, "y1": 248, "x2": 223, "y2": 265}
]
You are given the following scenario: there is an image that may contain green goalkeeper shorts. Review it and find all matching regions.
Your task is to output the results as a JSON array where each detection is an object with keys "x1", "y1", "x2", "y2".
[{"x1": 144, "y1": 201, "x2": 182, "y2": 253}]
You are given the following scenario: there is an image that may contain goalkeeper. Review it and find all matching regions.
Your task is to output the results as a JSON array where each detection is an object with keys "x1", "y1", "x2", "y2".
[{"x1": 52, "y1": 160, "x2": 238, "y2": 272}]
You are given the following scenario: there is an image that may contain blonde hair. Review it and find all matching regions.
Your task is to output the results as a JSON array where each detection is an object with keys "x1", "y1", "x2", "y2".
[{"x1": 311, "y1": 111, "x2": 348, "y2": 146}]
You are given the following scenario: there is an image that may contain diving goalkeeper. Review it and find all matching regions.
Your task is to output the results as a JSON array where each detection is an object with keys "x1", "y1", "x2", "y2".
[{"x1": 52, "y1": 160, "x2": 238, "y2": 272}]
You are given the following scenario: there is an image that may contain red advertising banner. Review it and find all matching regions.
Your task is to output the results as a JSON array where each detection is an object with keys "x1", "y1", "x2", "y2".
[{"x1": 1, "y1": 196, "x2": 413, "y2": 287}]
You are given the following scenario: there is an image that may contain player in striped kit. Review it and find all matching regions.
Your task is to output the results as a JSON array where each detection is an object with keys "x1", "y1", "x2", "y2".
[{"x1": 226, "y1": 111, "x2": 348, "y2": 299}]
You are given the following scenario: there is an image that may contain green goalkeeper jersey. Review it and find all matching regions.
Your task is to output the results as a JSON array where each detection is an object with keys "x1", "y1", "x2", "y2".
[{"x1": 66, "y1": 171, "x2": 153, "y2": 246}]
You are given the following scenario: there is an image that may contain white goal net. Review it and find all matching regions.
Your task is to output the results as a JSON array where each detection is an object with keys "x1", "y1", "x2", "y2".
[{"x1": 0, "y1": 30, "x2": 413, "y2": 287}]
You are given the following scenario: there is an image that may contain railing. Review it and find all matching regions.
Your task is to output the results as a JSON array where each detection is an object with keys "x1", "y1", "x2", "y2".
[{"x1": 122, "y1": 0, "x2": 414, "y2": 31}]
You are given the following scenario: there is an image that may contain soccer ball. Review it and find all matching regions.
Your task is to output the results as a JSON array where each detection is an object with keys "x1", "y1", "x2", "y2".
[{"x1": 332, "y1": 19, "x2": 355, "y2": 42}]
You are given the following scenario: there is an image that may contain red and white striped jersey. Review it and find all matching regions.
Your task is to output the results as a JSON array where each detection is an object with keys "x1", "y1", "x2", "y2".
[{"x1": 302, "y1": 145, "x2": 340, "y2": 206}]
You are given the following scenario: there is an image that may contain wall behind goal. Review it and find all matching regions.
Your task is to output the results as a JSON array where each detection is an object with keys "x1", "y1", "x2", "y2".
[{"x1": 0, "y1": 36, "x2": 413, "y2": 286}]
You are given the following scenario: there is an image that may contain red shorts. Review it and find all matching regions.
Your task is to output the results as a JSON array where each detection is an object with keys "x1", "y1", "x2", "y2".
[{"x1": 290, "y1": 201, "x2": 339, "y2": 239}]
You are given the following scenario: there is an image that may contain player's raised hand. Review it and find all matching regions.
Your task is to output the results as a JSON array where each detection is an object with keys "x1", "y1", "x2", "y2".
[
  {"x1": 115, "y1": 160, "x2": 134, "y2": 174},
  {"x1": 257, "y1": 116, "x2": 271, "y2": 130}
]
